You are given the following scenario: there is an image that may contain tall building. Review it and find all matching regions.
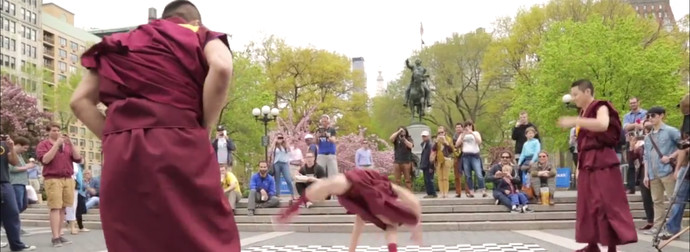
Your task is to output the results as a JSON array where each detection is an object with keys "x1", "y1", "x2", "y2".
[
  {"x1": 375, "y1": 70, "x2": 386, "y2": 96},
  {"x1": 1, "y1": 0, "x2": 44, "y2": 109},
  {"x1": 626, "y1": 0, "x2": 675, "y2": 31},
  {"x1": 41, "y1": 3, "x2": 103, "y2": 171},
  {"x1": 351, "y1": 57, "x2": 366, "y2": 93},
  {"x1": 89, "y1": 7, "x2": 156, "y2": 38}
]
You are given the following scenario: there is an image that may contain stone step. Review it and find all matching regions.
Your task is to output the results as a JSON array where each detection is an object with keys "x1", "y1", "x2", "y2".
[
  {"x1": 24, "y1": 194, "x2": 644, "y2": 209},
  {"x1": 20, "y1": 209, "x2": 689, "y2": 223},
  {"x1": 22, "y1": 202, "x2": 650, "y2": 215},
  {"x1": 19, "y1": 218, "x2": 689, "y2": 233}
]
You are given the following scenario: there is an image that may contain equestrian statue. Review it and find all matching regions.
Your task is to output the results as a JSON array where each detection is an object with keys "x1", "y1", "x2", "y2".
[{"x1": 403, "y1": 58, "x2": 431, "y2": 121}]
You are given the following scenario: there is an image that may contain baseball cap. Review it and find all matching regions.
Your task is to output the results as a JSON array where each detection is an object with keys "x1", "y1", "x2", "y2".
[
  {"x1": 648, "y1": 106, "x2": 666, "y2": 115},
  {"x1": 421, "y1": 130, "x2": 430, "y2": 136},
  {"x1": 304, "y1": 134, "x2": 314, "y2": 139},
  {"x1": 217, "y1": 125, "x2": 225, "y2": 131}
]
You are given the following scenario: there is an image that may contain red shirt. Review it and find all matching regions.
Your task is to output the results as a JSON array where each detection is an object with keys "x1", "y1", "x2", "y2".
[{"x1": 36, "y1": 139, "x2": 81, "y2": 179}]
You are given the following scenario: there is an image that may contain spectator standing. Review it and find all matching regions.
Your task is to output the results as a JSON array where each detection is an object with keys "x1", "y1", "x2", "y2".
[
  {"x1": 315, "y1": 115, "x2": 338, "y2": 177},
  {"x1": 512, "y1": 111, "x2": 540, "y2": 163},
  {"x1": 212, "y1": 126, "x2": 236, "y2": 169},
  {"x1": 389, "y1": 127, "x2": 414, "y2": 190}
]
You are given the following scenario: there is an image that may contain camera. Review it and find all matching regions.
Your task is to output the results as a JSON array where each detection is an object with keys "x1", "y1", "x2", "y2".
[
  {"x1": 678, "y1": 139, "x2": 690, "y2": 150},
  {"x1": 0, "y1": 134, "x2": 7, "y2": 141}
]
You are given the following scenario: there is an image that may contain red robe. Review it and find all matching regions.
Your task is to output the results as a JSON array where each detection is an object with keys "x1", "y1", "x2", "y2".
[
  {"x1": 338, "y1": 169, "x2": 419, "y2": 230},
  {"x1": 575, "y1": 100, "x2": 637, "y2": 246},
  {"x1": 81, "y1": 17, "x2": 240, "y2": 252}
]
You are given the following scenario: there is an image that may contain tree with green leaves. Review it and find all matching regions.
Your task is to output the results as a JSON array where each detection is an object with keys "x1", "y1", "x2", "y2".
[{"x1": 510, "y1": 14, "x2": 687, "y2": 150}]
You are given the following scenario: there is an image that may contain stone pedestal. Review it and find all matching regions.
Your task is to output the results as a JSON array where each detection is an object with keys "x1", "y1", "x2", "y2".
[{"x1": 407, "y1": 123, "x2": 431, "y2": 157}]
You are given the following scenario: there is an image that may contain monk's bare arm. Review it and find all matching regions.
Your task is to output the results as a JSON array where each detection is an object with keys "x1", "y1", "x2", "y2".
[
  {"x1": 348, "y1": 215, "x2": 365, "y2": 252},
  {"x1": 576, "y1": 106, "x2": 610, "y2": 132},
  {"x1": 202, "y1": 39, "x2": 234, "y2": 133},
  {"x1": 70, "y1": 70, "x2": 105, "y2": 138}
]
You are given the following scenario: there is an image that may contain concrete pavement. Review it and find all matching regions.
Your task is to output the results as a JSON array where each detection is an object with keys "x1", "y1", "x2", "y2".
[{"x1": 3, "y1": 227, "x2": 688, "y2": 252}]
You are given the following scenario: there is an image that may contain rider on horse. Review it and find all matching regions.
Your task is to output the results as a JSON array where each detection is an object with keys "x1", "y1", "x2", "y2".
[{"x1": 404, "y1": 59, "x2": 431, "y2": 108}]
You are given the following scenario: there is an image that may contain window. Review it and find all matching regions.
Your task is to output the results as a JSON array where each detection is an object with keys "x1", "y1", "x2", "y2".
[
  {"x1": 79, "y1": 139, "x2": 85, "y2": 147},
  {"x1": 30, "y1": 46, "x2": 36, "y2": 58},
  {"x1": 2, "y1": 18, "x2": 8, "y2": 31},
  {"x1": 88, "y1": 140, "x2": 93, "y2": 148},
  {"x1": 1, "y1": 1, "x2": 7, "y2": 12},
  {"x1": 69, "y1": 65, "x2": 76, "y2": 74},
  {"x1": 59, "y1": 37, "x2": 67, "y2": 46},
  {"x1": 88, "y1": 152, "x2": 94, "y2": 159},
  {"x1": 80, "y1": 151, "x2": 85, "y2": 158},
  {"x1": 9, "y1": 21, "x2": 14, "y2": 33},
  {"x1": 58, "y1": 62, "x2": 67, "y2": 72},
  {"x1": 58, "y1": 74, "x2": 66, "y2": 82},
  {"x1": 79, "y1": 128, "x2": 85, "y2": 136},
  {"x1": 30, "y1": 12, "x2": 35, "y2": 24},
  {"x1": 70, "y1": 42, "x2": 78, "y2": 51},
  {"x1": 20, "y1": 60, "x2": 24, "y2": 70},
  {"x1": 9, "y1": 3, "x2": 13, "y2": 15},
  {"x1": 3, "y1": 55, "x2": 8, "y2": 67},
  {"x1": 2, "y1": 36, "x2": 8, "y2": 49},
  {"x1": 69, "y1": 126, "x2": 78, "y2": 134},
  {"x1": 20, "y1": 8, "x2": 24, "y2": 20},
  {"x1": 30, "y1": 80, "x2": 36, "y2": 92},
  {"x1": 9, "y1": 57, "x2": 14, "y2": 69},
  {"x1": 9, "y1": 39, "x2": 14, "y2": 51},
  {"x1": 71, "y1": 138, "x2": 78, "y2": 144},
  {"x1": 70, "y1": 54, "x2": 78, "y2": 63},
  {"x1": 19, "y1": 25, "x2": 23, "y2": 38},
  {"x1": 59, "y1": 49, "x2": 67, "y2": 58},
  {"x1": 30, "y1": 29, "x2": 35, "y2": 41}
]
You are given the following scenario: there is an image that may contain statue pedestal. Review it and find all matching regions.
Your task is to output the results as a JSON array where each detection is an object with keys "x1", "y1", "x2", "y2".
[{"x1": 407, "y1": 123, "x2": 431, "y2": 157}]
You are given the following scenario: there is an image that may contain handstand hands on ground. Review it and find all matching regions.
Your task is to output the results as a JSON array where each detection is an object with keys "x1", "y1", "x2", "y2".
[{"x1": 275, "y1": 169, "x2": 423, "y2": 252}]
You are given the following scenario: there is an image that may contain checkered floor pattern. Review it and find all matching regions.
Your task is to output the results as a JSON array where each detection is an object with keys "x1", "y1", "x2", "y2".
[{"x1": 242, "y1": 243, "x2": 546, "y2": 252}]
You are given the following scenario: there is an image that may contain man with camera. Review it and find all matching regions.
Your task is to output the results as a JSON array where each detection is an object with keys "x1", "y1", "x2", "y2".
[
  {"x1": 389, "y1": 127, "x2": 414, "y2": 190},
  {"x1": 316, "y1": 115, "x2": 338, "y2": 178},
  {"x1": 212, "y1": 125, "x2": 236, "y2": 169},
  {"x1": 0, "y1": 134, "x2": 37, "y2": 251},
  {"x1": 642, "y1": 106, "x2": 683, "y2": 236},
  {"x1": 656, "y1": 94, "x2": 690, "y2": 241},
  {"x1": 35, "y1": 123, "x2": 82, "y2": 247}
]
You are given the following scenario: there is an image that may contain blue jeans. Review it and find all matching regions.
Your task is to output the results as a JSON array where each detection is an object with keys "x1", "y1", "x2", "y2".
[
  {"x1": 273, "y1": 161, "x2": 294, "y2": 197},
  {"x1": 1, "y1": 182, "x2": 28, "y2": 251},
  {"x1": 85, "y1": 196, "x2": 100, "y2": 210},
  {"x1": 509, "y1": 192, "x2": 528, "y2": 206},
  {"x1": 12, "y1": 184, "x2": 27, "y2": 213},
  {"x1": 462, "y1": 154, "x2": 485, "y2": 190},
  {"x1": 493, "y1": 190, "x2": 512, "y2": 210},
  {"x1": 422, "y1": 167, "x2": 436, "y2": 196},
  {"x1": 665, "y1": 166, "x2": 689, "y2": 234}
]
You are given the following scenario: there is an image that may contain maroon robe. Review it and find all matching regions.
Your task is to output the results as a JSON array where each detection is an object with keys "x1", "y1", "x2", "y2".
[
  {"x1": 575, "y1": 100, "x2": 637, "y2": 246},
  {"x1": 81, "y1": 17, "x2": 240, "y2": 252},
  {"x1": 338, "y1": 169, "x2": 419, "y2": 230}
]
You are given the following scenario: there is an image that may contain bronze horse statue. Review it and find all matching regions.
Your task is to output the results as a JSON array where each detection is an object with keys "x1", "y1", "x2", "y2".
[{"x1": 404, "y1": 59, "x2": 430, "y2": 122}]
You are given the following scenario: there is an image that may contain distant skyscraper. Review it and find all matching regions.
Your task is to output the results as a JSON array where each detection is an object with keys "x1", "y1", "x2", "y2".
[
  {"x1": 376, "y1": 70, "x2": 386, "y2": 96},
  {"x1": 351, "y1": 57, "x2": 366, "y2": 93},
  {"x1": 625, "y1": 0, "x2": 675, "y2": 31}
]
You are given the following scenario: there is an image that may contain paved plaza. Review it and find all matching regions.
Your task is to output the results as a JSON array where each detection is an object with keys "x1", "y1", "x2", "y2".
[{"x1": 3, "y1": 227, "x2": 688, "y2": 252}]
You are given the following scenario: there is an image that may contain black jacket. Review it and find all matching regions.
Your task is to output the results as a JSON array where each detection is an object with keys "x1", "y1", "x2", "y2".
[
  {"x1": 419, "y1": 139, "x2": 433, "y2": 170},
  {"x1": 487, "y1": 164, "x2": 520, "y2": 190},
  {"x1": 212, "y1": 137, "x2": 236, "y2": 165}
]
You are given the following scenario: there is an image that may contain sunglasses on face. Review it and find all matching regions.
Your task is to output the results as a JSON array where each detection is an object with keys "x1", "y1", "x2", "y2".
[
  {"x1": 539, "y1": 155, "x2": 547, "y2": 158},
  {"x1": 277, "y1": 137, "x2": 284, "y2": 140},
  {"x1": 501, "y1": 156, "x2": 511, "y2": 159},
  {"x1": 647, "y1": 113, "x2": 658, "y2": 118},
  {"x1": 259, "y1": 166, "x2": 268, "y2": 168}
]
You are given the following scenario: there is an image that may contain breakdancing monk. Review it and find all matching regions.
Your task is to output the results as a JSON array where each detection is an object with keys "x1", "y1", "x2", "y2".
[
  {"x1": 69, "y1": 1, "x2": 240, "y2": 251},
  {"x1": 558, "y1": 79, "x2": 637, "y2": 252},
  {"x1": 276, "y1": 169, "x2": 423, "y2": 252}
]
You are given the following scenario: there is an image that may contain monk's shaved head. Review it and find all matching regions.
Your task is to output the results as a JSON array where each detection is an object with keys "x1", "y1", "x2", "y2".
[{"x1": 162, "y1": 0, "x2": 201, "y2": 22}]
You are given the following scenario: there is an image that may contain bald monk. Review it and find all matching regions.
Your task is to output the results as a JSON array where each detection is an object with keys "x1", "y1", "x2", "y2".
[
  {"x1": 69, "y1": 1, "x2": 240, "y2": 251},
  {"x1": 558, "y1": 79, "x2": 637, "y2": 252}
]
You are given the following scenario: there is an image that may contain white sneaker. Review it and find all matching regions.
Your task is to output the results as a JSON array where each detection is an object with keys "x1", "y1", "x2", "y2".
[{"x1": 1, "y1": 242, "x2": 8, "y2": 248}]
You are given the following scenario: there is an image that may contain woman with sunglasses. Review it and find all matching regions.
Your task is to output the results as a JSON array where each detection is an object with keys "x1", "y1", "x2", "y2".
[
  {"x1": 529, "y1": 151, "x2": 556, "y2": 205},
  {"x1": 272, "y1": 133, "x2": 296, "y2": 200}
]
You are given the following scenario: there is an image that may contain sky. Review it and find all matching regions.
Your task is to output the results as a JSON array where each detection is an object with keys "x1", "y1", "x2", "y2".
[{"x1": 47, "y1": 0, "x2": 689, "y2": 97}]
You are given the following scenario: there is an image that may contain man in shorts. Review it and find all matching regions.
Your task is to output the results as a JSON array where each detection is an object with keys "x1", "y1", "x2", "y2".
[{"x1": 36, "y1": 123, "x2": 82, "y2": 247}]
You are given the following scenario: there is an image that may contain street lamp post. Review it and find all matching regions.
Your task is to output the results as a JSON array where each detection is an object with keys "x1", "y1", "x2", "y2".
[
  {"x1": 252, "y1": 105, "x2": 280, "y2": 162},
  {"x1": 25, "y1": 119, "x2": 36, "y2": 158}
]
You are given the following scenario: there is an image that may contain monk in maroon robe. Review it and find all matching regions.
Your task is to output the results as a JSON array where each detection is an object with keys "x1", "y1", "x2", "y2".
[
  {"x1": 558, "y1": 79, "x2": 637, "y2": 252},
  {"x1": 276, "y1": 169, "x2": 422, "y2": 252},
  {"x1": 69, "y1": 1, "x2": 240, "y2": 251}
]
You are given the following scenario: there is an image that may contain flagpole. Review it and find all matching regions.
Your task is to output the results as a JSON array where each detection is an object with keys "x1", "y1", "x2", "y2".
[{"x1": 420, "y1": 22, "x2": 424, "y2": 51}]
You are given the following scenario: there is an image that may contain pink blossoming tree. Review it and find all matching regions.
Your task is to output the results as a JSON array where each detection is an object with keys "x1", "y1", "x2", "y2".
[
  {"x1": 0, "y1": 77, "x2": 53, "y2": 138},
  {"x1": 268, "y1": 106, "x2": 394, "y2": 175}
]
